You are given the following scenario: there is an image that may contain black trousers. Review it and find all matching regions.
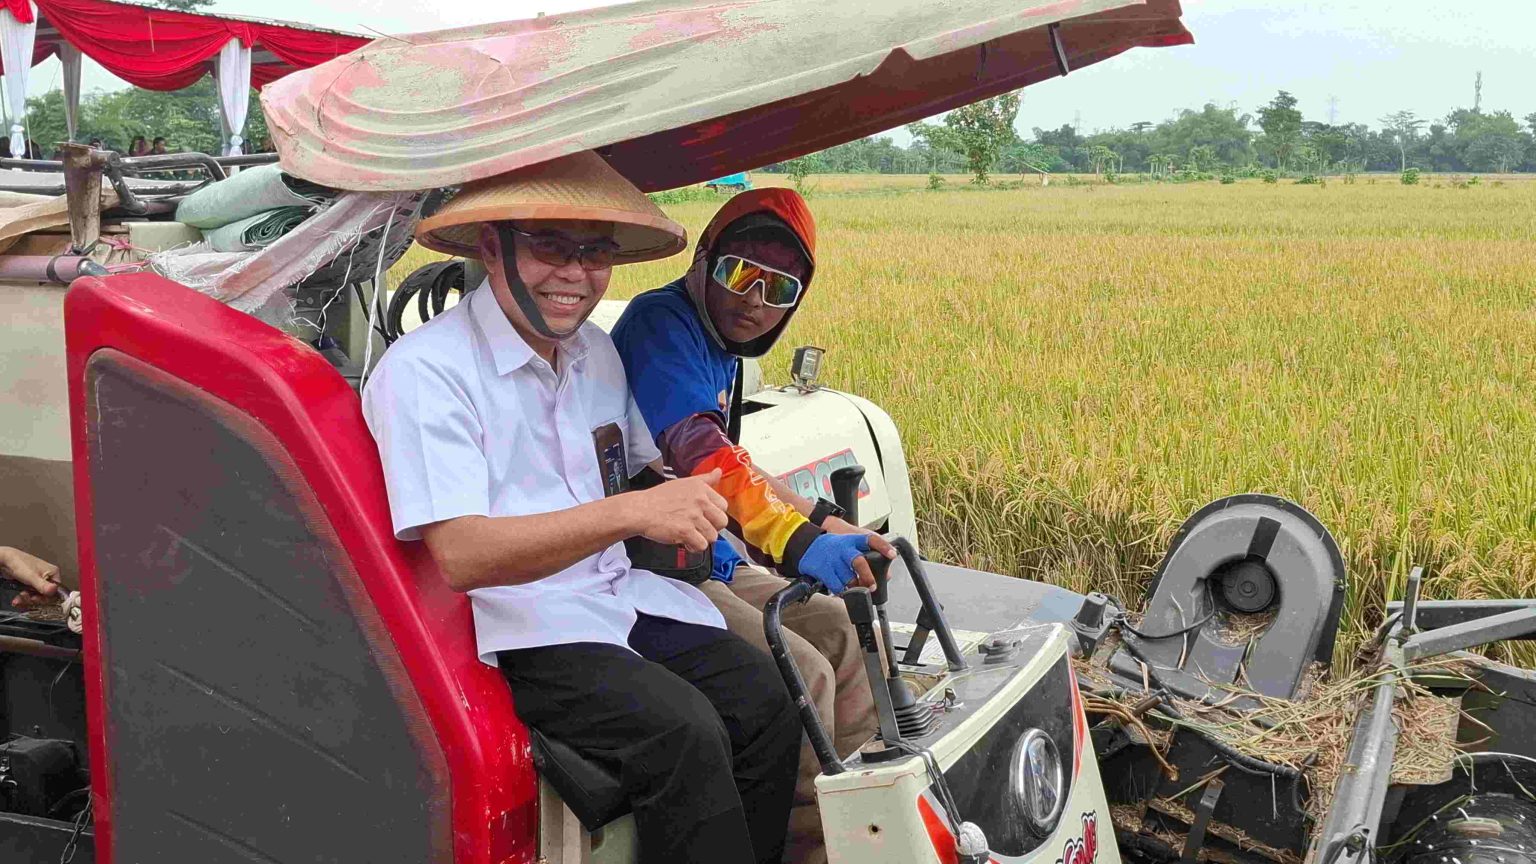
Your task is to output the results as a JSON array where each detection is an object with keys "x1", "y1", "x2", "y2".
[{"x1": 498, "y1": 614, "x2": 800, "y2": 864}]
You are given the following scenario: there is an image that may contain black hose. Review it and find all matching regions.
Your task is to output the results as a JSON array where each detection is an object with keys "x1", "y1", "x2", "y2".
[
  {"x1": 384, "y1": 260, "x2": 465, "y2": 344},
  {"x1": 1117, "y1": 633, "x2": 1305, "y2": 783},
  {"x1": 764, "y1": 579, "x2": 844, "y2": 775},
  {"x1": 1116, "y1": 579, "x2": 1217, "y2": 641}
]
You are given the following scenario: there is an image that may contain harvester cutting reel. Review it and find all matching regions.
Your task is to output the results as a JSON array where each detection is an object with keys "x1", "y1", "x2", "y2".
[{"x1": 1102, "y1": 494, "x2": 1348, "y2": 706}]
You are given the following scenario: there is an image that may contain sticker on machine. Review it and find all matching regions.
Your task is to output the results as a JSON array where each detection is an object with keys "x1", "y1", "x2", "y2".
[
  {"x1": 776, "y1": 448, "x2": 871, "y2": 501},
  {"x1": 1057, "y1": 812, "x2": 1099, "y2": 864}
]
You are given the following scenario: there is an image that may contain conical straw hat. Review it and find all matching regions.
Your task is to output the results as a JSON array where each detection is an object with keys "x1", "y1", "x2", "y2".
[{"x1": 415, "y1": 150, "x2": 686, "y2": 262}]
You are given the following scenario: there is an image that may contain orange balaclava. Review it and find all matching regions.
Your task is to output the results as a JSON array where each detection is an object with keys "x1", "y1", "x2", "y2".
[{"x1": 686, "y1": 187, "x2": 817, "y2": 358}]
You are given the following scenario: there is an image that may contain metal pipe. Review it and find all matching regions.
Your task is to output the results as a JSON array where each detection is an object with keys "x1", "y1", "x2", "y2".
[
  {"x1": 1311, "y1": 644, "x2": 1403, "y2": 864},
  {"x1": 0, "y1": 634, "x2": 80, "y2": 662},
  {"x1": 1399, "y1": 566, "x2": 1423, "y2": 637},
  {"x1": 1402, "y1": 606, "x2": 1536, "y2": 661},
  {"x1": 0, "y1": 255, "x2": 109, "y2": 283},
  {"x1": 764, "y1": 579, "x2": 845, "y2": 775},
  {"x1": 112, "y1": 151, "x2": 226, "y2": 181},
  {"x1": 1385, "y1": 599, "x2": 1536, "y2": 630},
  {"x1": 215, "y1": 153, "x2": 281, "y2": 168},
  {"x1": 0, "y1": 157, "x2": 64, "y2": 170}
]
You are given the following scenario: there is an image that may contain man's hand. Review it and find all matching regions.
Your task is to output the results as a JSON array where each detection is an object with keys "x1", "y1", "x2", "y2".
[
  {"x1": 630, "y1": 469, "x2": 729, "y2": 552},
  {"x1": 797, "y1": 533, "x2": 874, "y2": 594},
  {"x1": 821, "y1": 516, "x2": 898, "y2": 563},
  {"x1": 0, "y1": 546, "x2": 62, "y2": 609}
]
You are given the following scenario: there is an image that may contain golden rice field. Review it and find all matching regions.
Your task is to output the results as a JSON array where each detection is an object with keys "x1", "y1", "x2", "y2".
[{"x1": 394, "y1": 175, "x2": 1536, "y2": 668}]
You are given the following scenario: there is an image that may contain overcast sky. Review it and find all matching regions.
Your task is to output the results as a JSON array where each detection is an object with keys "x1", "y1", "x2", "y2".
[{"x1": 27, "y1": 0, "x2": 1536, "y2": 138}]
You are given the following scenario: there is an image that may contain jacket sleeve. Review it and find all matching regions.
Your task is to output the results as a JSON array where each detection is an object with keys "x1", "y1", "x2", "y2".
[{"x1": 660, "y1": 412, "x2": 821, "y2": 573}]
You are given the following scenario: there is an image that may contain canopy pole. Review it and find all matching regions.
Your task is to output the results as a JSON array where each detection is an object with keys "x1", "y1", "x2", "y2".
[
  {"x1": 60, "y1": 44, "x2": 82, "y2": 142},
  {"x1": 0, "y1": 0, "x2": 37, "y2": 157},
  {"x1": 214, "y1": 37, "x2": 253, "y2": 156},
  {"x1": 1048, "y1": 22, "x2": 1070, "y2": 76}
]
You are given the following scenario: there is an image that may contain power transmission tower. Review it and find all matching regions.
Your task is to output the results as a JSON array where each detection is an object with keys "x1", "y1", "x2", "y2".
[
  {"x1": 1474, "y1": 71, "x2": 1482, "y2": 112},
  {"x1": 1327, "y1": 95, "x2": 1339, "y2": 125}
]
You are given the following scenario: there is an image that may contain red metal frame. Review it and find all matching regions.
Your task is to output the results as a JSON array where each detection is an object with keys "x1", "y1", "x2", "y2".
[{"x1": 65, "y1": 273, "x2": 537, "y2": 864}]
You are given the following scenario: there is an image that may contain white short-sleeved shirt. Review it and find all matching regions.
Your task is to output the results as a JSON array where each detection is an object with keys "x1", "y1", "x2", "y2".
[{"x1": 361, "y1": 280, "x2": 725, "y2": 664}]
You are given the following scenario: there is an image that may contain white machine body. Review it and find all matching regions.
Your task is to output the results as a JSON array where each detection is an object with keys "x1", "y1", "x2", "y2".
[{"x1": 817, "y1": 623, "x2": 1117, "y2": 864}]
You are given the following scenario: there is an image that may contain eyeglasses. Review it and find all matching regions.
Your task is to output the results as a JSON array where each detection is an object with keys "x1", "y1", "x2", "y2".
[
  {"x1": 711, "y1": 255, "x2": 805, "y2": 308},
  {"x1": 504, "y1": 225, "x2": 621, "y2": 271}
]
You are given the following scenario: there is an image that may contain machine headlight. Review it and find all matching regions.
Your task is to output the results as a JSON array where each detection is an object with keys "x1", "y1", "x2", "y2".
[
  {"x1": 1010, "y1": 728, "x2": 1065, "y2": 835},
  {"x1": 790, "y1": 345, "x2": 824, "y2": 391}
]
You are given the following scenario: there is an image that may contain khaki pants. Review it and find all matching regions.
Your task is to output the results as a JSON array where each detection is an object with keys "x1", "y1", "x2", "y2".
[{"x1": 699, "y1": 565, "x2": 879, "y2": 864}]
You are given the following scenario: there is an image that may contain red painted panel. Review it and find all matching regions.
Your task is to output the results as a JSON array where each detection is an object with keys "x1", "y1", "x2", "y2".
[{"x1": 66, "y1": 273, "x2": 536, "y2": 863}]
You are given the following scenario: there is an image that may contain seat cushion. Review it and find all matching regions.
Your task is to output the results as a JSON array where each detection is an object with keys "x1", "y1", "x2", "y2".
[{"x1": 529, "y1": 728, "x2": 631, "y2": 830}]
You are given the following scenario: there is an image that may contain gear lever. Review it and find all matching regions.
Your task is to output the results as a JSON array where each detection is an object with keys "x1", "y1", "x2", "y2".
[{"x1": 854, "y1": 547, "x2": 939, "y2": 740}]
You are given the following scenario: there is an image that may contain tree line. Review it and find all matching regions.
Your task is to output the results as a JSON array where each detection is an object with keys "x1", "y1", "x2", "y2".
[
  {"x1": 22, "y1": 78, "x2": 272, "y2": 158},
  {"x1": 21, "y1": 81, "x2": 1533, "y2": 181},
  {"x1": 765, "y1": 91, "x2": 1536, "y2": 181}
]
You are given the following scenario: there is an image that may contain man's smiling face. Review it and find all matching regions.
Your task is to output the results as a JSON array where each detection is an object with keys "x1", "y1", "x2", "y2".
[{"x1": 481, "y1": 219, "x2": 616, "y2": 344}]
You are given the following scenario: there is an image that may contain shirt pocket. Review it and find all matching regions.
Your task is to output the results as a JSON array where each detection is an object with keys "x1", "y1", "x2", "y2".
[{"x1": 590, "y1": 415, "x2": 632, "y2": 496}]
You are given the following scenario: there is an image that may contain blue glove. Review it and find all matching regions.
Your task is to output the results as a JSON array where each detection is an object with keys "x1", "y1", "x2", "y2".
[{"x1": 797, "y1": 533, "x2": 870, "y2": 594}]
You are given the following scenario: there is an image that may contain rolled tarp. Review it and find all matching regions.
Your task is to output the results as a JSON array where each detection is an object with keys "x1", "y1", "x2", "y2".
[
  {"x1": 175, "y1": 163, "x2": 330, "y2": 229},
  {"x1": 202, "y1": 206, "x2": 312, "y2": 252}
]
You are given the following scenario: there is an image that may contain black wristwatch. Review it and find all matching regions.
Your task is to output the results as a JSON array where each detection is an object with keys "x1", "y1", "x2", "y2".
[{"x1": 807, "y1": 498, "x2": 846, "y2": 528}]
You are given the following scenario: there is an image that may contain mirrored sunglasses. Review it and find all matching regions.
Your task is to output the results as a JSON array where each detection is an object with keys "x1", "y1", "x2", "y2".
[{"x1": 711, "y1": 254, "x2": 804, "y2": 308}]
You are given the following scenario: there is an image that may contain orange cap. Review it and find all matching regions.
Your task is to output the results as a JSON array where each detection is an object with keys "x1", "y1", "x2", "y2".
[{"x1": 698, "y1": 187, "x2": 816, "y2": 269}]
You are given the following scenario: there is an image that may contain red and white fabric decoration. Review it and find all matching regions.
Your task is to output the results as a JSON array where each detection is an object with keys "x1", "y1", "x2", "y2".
[
  {"x1": 214, "y1": 37, "x2": 251, "y2": 155},
  {"x1": 0, "y1": 0, "x2": 36, "y2": 156},
  {"x1": 0, "y1": 0, "x2": 366, "y2": 94}
]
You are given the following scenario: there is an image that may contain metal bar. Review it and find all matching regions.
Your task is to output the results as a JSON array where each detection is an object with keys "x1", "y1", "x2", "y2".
[
  {"x1": 896, "y1": 538, "x2": 967, "y2": 671},
  {"x1": 215, "y1": 153, "x2": 281, "y2": 168},
  {"x1": 1402, "y1": 607, "x2": 1536, "y2": 661},
  {"x1": 1181, "y1": 778, "x2": 1225, "y2": 864},
  {"x1": 1385, "y1": 599, "x2": 1536, "y2": 631},
  {"x1": 1400, "y1": 566, "x2": 1423, "y2": 637},
  {"x1": 0, "y1": 634, "x2": 81, "y2": 661},
  {"x1": 1312, "y1": 646, "x2": 1402, "y2": 864},
  {"x1": 845, "y1": 589, "x2": 903, "y2": 746},
  {"x1": 0, "y1": 255, "x2": 109, "y2": 283},
  {"x1": 764, "y1": 580, "x2": 844, "y2": 775},
  {"x1": 111, "y1": 151, "x2": 226, "y2": 181},
  {"x1": 0, "y1": 157, "x2": 63, "y2": 170},
  {"x1": 1049, "y1": 22, "x2": 1071, "y2": 75},
  {"x1": 902, "y1": 624, "x2": 932, "y2": 666},
  {"x1": 0, "y1": 182, "x2": 207, "y2": 198}
]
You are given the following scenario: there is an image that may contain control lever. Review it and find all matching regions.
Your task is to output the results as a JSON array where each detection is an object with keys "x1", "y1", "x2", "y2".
[
  {"x1": 829, "y1": 465, "x2": 865, "y2": 526},
  {"x1": 857, "y1": 547, "x2": 939, "y2": 740},
  {"x1": 764, "y1": 535, "x2": 961, "y2": 775},
  {"x1": 862, "y1": 550, "x2": 899, "y2": 679},
  {"x1": 887, "y1": 538, "x2": 967, "y2": 672},
  {"x1": 843, "y1": 588, "x2": 906, "y2": 755}
]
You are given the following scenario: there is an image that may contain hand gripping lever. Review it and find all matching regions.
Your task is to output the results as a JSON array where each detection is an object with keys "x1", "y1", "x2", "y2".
[{"x1": 763, "y1": 536, "x2": 965, "y2": 774}]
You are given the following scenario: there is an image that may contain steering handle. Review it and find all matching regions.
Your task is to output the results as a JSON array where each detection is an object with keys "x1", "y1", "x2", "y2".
[
  {"x1": 862, "y1": 549, "x2": 892, "y2": 606},
  {"x1": 764, "y1": 578, "x2": 845, "y2": 775}
]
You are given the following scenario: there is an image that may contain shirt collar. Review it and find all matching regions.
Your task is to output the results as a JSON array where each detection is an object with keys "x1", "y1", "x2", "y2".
[{"x1": 469, "y1": 278, "x2": 592, "y2": 376}]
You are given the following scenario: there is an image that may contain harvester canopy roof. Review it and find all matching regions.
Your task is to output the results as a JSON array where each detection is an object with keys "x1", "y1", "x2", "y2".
[{"x1": 261, "y1": 0, "x2": 1190, "y2": 193}]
